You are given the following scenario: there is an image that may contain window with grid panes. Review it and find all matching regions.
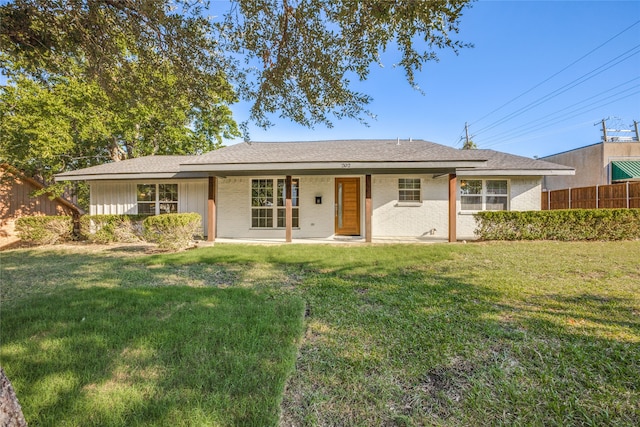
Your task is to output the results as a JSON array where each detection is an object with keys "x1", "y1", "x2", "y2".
[
  {"x1": 460, "y1": 179, "x2": 508, "y2": 211},
  {"x1": 398, "y1": 178, "x2": 421, "y2": 201},
  {"x1": 251, "y1": 179, "x2": 274, "y2": 228},
  {"x1": 277, "y1": 179, "x2": 299, "y2": 227},
  {"x1": 137, "y1": 183, "x2": 178, "y2": 215},
  {"x1": 251, "y1": 178, "x2": 299, "y2": 228}
]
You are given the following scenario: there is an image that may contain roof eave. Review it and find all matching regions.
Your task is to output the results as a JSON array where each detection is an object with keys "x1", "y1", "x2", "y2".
[
  {"x1": 180, "y1": 160, "x2": 489, "y2": 174},
  {"x1": 456, "y1": 169, "x2": 575, "y2": 176},
  {"x1": 54, "y1": 171, "x2": 208, "y2": 182}
]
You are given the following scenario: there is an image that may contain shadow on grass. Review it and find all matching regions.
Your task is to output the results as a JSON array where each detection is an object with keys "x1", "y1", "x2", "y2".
[
  {"x1": 281, "y1": 268, "x2": 640, "y2": 426},
  {"x1": 2, "y1": 244, "x2": 639, "y2": 426},
  {"x1": 1, "y1": 286, "x2": 305, "y2": 426},
  {"x1": 138, "y1": 244, "x2": 463, "y2": 285}
]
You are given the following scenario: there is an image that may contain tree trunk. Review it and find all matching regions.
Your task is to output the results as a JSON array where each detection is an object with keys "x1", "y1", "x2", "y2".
[
  {"x1": 109, "y1": 137, "x2": 125, "y2": 162},
  {"x1": 0, "y1": 367, "x2": 27, "y2": 427}
]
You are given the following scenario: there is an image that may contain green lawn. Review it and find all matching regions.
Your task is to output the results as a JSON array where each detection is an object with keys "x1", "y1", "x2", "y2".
[{"x1": 1, "y1": 241, "x2": 639, "y2": 426}]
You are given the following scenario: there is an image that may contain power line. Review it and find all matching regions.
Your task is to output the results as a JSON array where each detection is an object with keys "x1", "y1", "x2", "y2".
[
  {"x1": 452, "y1": 125, "x2": 467, "y2": 147},
  {"x1": 483, "y1": 90, "x2": 640, "y2": 148},
  {"x1": 481, "y1": 89, "x2": 640, "y2": 148},
  {"x1": 473, "y1": 44, "x2": 640, "y2": 137},
  {"x1": 476, "y1": 77, "x2": 640, "y2": 144},
  {"x1": 470, "y1": 19, "x2": 640, "y2": 127}
]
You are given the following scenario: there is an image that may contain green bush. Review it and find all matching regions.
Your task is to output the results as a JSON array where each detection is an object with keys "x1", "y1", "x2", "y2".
[
  {"x1": 79, "y1": 215, "x2": 147, "y2": 243},
  {"x1": 474, "y1": 209, "x2": 640, "y2": 241},
  {"x1": 15, "y1": 215, "x2": 74, "y2": 244},
  {"x1": 143, "y1": 213, "x2": 202, "y2": 251}
]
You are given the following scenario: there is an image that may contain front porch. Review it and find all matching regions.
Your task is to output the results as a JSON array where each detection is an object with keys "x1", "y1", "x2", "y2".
[
  {"x1": 198, "y1": 235, "x2": 451, "y2": 246},
  {"x1": 205, "y1": 174, "x2": 460, "y2": 244}
]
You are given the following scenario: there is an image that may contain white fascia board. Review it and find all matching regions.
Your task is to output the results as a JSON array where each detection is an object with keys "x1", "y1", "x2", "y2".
[
  {"x1": 55, "y1": 172, "x2": 205, "y2": 182},
  {"x1": 455, "y1": 169, "x2": 575, "y2": 176},
  {"x1": 180, "y1": 160, "x2": 488, "y2": 173}
]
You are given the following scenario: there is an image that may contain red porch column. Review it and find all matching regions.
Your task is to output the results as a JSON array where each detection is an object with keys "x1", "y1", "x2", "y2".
[
  {"x1": 448, "y1": 174, "x2": 457, "y2": 243},
  {"x1": 207, "y1": 176, "x2": 216, "y2": 242},
  {"x1": 285, "y1": 175, "x2": 292, "y2": 243},
  {"x1": 365, "y1": 174, "x2": 372, "y2": 243}
]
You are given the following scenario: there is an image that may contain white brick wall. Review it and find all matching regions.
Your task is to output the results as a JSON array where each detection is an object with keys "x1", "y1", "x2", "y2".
[
  {"x1": 456, "y1": 176, "x2": 542, "y2": 240},
  {"x1": 298, "y1": 176, "x2": 336, "y2": 237},
  {"x1": 216, "y1": 176, "x2": 336, "y2": 239},
  {"x1": 371, "y1": 174, "x2": 449, "y2": 239},
  {"x1": 89, "y1": 175, "x2": 543, "y2": 241},
  {"x1": 510, "y1": 178, "x2": 542, "y2": 211}
]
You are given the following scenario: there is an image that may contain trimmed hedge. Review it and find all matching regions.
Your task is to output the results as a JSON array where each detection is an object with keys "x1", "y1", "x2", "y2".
[
  {"x1": 143, "y1": 213, "x2": 202, "y2": 251},
  {"x1": 15, "y1": 216, "x2": 74, "y2": 244},
  {"x1": 474, "y1": 209, "x2": 640, "y2": 241},
  {"x1": 79, "y1": 215, "x2": 147, "y2": 243}
]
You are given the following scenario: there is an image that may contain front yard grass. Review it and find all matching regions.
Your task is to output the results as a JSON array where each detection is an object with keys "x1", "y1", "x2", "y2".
[{"x1": 1, "y1": 241, "x2": 639, "y2": 426}]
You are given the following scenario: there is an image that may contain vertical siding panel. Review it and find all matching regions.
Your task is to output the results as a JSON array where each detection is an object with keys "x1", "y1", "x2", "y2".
[
  {"x1": 125, "y1": 182, "x2": 135, "y2": 213},
  {"x1": 179, "y1": 182, "x2": 188, "y2": 213},
  {"x1": 110, "y1": 185, "x2": 116, "y2": 214},
  {"x1": 89, "y1": 184, "x2": 95, "y2": 215},
  {"x1": 119, "y1": 183, "x2": 126, "y2": 213},
  {"x1": 179, "y1": 180, "x2": 207, "y2": 235},
  {"x1": 126, "y1": 182, "x2": 135, "y2": 214},
  {"x1": 117, "y1": 184, "x2": 122, "y2": 213}
]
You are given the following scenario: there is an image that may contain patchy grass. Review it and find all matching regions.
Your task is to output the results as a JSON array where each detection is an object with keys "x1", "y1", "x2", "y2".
[
  {"x1": 1, "y1": 241, "x2": 639, "y2": 426},
  {"x1": 1, "y1": 245, "x2": 304, "y2": 426}
]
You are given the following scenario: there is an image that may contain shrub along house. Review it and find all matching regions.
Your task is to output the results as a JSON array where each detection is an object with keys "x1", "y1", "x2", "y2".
[{"x1": 55, "y1": 139, "x2": 573, "y2": 242}]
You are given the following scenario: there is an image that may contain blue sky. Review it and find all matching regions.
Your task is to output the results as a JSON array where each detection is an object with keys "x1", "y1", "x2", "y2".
[{"x1": 230, "y1": 0, "x2": 640, "y2": 158}]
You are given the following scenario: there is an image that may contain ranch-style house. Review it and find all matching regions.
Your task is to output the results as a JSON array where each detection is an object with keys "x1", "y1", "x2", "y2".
[{"x1": 56, "y1": 139, "x2": 574, "y2": 242}]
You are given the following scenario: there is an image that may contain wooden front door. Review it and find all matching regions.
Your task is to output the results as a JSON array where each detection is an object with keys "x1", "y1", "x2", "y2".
[{"x1": 335, "y1": 177, "x2": 360, "y2": 235}]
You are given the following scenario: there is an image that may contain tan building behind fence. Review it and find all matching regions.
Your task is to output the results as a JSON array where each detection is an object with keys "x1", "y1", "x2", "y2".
[{"x1": 541, "y1": 121, "x2": 640, "y2": 191}]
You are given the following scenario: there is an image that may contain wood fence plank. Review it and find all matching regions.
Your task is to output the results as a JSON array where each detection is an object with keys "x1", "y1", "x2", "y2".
[{"x1": 544, "y1": 182, "x2": 639, "y2": 210}]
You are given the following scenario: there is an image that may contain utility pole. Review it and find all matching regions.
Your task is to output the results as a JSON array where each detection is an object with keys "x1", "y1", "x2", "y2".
[
  {"x1": 462, "y1": 122, "x2": 476, "y2": 149},
  {"x1": 465, "y1": 122, "x2": 470, "y2": 146},
  {"x1": 602, "y1": 119, "x2": 608, "y2": 142},
  {"x1": 634, "y1": 120, "x2": 639, "y2": 142}
]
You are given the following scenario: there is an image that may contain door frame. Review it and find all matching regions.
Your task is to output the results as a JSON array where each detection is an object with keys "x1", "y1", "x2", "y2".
[{"x1": 334, "y1": 177, "x2": 361, "y2": 235}]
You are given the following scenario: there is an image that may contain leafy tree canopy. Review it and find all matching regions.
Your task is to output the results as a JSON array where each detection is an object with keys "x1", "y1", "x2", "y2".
[
  {"x1": 1, "y1": 0, "x2": 472, "y2": 186},
  {"x1": 462, "y1": 139, "x2": 477, "y2": 149}
]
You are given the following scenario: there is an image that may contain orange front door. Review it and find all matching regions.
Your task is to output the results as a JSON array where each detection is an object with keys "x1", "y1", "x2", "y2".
[{"x1": 335, "y1": 178, "x2": 360, "y2": 235}]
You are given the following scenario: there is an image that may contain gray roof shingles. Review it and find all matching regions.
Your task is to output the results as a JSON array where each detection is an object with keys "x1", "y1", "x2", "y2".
[
  {"x1": 56, "y1": 140, "x2": 573, "y2": 178},
  {"x1": 56, "y1": 155, "x2": 194, "y2": 177},
  {"x1": 183, "y1": 139, "x2": 484, "y2": 164},
  {"x1": 470, "y1": 149, "x2": 574, "y2": 171}
]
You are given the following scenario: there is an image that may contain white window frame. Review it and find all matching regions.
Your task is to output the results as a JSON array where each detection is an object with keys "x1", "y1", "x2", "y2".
[
  {"x1": 137, "y1": 183, "x2": 179, "y2": 215},
  {"x1": 398, "y1": 178, "x2": 421, "y2": 202},
  {"x1": 251, "y1": 178, "x2": 300, "y2": 229},
  {"x1": 460, "y1": 179, "x2": 509, "y2": 211}
]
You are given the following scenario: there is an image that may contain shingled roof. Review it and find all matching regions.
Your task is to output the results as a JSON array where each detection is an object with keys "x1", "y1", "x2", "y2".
[
  {"x1": 55, "y1": 140, "x2": 573, "y2": 181},
  {"x1": 183, "y1": 139, "x2": 484, "y2": 164},
  {"x1": 55, "y1": 155, "x2": 199, "y2": 180},
  {"x1": 458, "y1": 149, "x2": 574, "y2": 175}
]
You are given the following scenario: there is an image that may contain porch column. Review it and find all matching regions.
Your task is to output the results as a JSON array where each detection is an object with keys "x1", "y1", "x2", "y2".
[
  {"x1": 285, "y1": 175, "x2": 292, "y2": 243},
  {"x1": 365, "y1": 174, "x2": 372, "y2": 243},
  {"x1": 448, "y1": 173, "x2": 457, "y2": 243},
  {"x1": 207, "y1": 176, "x2": 216, "y2": 242}
]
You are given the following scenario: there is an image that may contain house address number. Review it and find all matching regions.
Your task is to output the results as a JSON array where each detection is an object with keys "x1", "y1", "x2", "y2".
[{"x1": 341, "y1": 163, "x2": 351, "y2": 168}]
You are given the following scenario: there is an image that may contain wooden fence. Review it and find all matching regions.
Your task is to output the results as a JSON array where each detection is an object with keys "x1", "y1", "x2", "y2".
[{"x1": 542, "y1": 181, "x2": 640, "y2": 210}]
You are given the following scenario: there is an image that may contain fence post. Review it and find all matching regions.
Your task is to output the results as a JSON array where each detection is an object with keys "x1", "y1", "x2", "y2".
[
  {"x1": 569, "y1": 188, "x2": 572, "y2": 209},
  {"x1": 627, "y1": 181, "x2": 630, "y2": 209},
  {"x1": 595, "y1": 185, "x2": 599, "y2": 209},
  {"x1": 548, "y1": 190, "x2": 551, "y2": 210}
]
